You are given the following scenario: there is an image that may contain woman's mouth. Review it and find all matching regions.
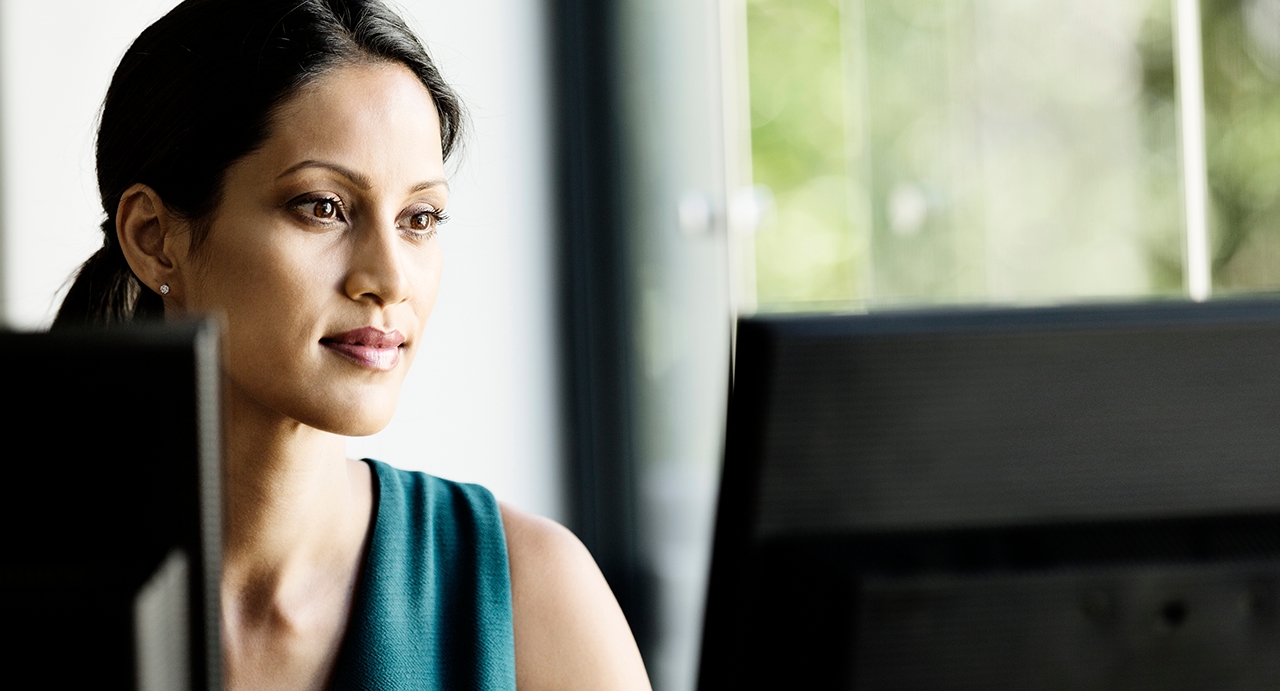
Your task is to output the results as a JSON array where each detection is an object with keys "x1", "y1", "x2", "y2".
[{"x1": 320, "y1": 327, "x2": 406, "y2": 371}]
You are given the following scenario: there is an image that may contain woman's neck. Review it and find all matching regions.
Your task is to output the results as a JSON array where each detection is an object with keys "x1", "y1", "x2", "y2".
[
  {"x1": 217, "y1": 376, "x2": 375, "y2": 691},
  {"x1": 218, "y1": 376, "x2": 373, "y2": 621}
]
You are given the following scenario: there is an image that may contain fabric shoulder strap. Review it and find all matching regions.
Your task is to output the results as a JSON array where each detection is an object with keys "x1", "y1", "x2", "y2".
[{"x1": 330, "y1": 459, "x2": 517, "y2": 691}]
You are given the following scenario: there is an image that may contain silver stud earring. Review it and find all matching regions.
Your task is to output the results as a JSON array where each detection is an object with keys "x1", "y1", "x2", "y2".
[{"x1": 159, "y1": 284, "x2": 170, "y2": 295}]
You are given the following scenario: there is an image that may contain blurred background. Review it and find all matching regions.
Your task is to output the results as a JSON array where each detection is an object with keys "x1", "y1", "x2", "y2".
[{"x1": 4, "y1": 0, "x2": 1280, "y2": 689}]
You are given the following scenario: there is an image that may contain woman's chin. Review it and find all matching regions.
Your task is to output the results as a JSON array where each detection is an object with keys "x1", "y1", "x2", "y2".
[
  {"x1": 335, "y1": 417, "x2": 395, "y2": 438},
  {"x1": 281, "y1": 394, "x2": 400, "y2": 438},
  {"x1": 310, "y1": 405, "x2": 397, "y2": 437}
]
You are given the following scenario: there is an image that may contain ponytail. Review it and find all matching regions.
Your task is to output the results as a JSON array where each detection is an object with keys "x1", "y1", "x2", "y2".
[{"x1": 51, "y1": 220, "x2": 163, "y2": 330}]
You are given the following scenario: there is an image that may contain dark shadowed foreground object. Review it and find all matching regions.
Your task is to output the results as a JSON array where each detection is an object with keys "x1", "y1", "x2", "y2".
[
  {"x1": 700, "y1": 300, "x2": 1280, "y2": 690},
  {"x1": 0, "y1": 323, "x2": 220, "y2": 691}
]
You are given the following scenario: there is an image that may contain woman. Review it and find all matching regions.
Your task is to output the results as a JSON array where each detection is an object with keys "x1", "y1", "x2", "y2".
[{"x1": 52, "y1": 1, "x2": 651, "y2": 689}]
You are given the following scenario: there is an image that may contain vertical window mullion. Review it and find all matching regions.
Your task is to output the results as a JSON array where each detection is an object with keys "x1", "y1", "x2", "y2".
[{"x1": 1174, "y1": 0, "x2": 1212, "y2": 301}]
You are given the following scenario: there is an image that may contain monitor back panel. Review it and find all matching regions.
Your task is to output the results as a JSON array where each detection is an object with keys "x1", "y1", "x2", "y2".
[
  {"x1": 699, "y1": 300, "x2": 1280, "y2": 690},
  {"x1": 0, "y1": 323, "x2": 220, "y2": 691}
]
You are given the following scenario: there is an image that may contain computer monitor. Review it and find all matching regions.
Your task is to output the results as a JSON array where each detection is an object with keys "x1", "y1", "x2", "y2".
[
  {"x1": 0, "y1": 322, "x2": 221, "y2": 691},
  {"x1": 699, "y1": 300, "x2": 1280, "y2": 690}
]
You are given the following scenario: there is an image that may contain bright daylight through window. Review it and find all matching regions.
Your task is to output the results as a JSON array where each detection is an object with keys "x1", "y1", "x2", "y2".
[{"x1": 740, "y1": 0, "x2": 1280, "y2": 312}]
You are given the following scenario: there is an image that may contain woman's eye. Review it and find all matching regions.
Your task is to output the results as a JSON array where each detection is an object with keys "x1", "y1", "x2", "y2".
[
  {"x1": 313, "y1": 199, "x2": 337, "y2": 219},
  {"x1": 291, "y1": 196, "x2": 345, "y2": 223},
  {"x1": 403, "y1": 208, "x2": 448, "y2": 236},
  {"x1": 409, "y1": 212, "x2": 432, "y2": 231}
]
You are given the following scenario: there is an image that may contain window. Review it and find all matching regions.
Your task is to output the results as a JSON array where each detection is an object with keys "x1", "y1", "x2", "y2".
[{"x1": 740, "y1": 0, "x2": 1280, "y2": 312}]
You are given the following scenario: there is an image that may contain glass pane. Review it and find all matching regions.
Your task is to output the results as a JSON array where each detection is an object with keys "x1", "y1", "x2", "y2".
[
  {"x1": 1201, "y1": 0, "x2": 1280, "y2": 291},
  {"x1": 747, "y1": 0, "x2": 861, "y2": 308},
  {"x1": 745, "y1": 0, "x2": 1185, "y2": 311}
]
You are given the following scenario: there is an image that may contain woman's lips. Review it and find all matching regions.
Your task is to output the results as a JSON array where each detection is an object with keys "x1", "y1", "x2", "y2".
[{"x1": 320, "y1": 327, "x2": 406, "y2": 371}]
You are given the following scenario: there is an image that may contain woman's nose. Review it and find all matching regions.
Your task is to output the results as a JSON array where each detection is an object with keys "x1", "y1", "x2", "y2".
[{"x1": 343, "y1": 220, "x2": 411, "y2": 306}]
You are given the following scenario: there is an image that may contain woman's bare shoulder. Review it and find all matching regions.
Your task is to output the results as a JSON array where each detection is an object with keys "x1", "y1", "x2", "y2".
[{"x1": 499, "y1": 503, "x2": 652, "y2": 691}]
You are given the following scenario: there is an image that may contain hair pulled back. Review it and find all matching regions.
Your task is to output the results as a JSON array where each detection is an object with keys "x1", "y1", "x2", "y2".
[{"x1": 52, "y1": 0, "x2": 464, "y2": 329}]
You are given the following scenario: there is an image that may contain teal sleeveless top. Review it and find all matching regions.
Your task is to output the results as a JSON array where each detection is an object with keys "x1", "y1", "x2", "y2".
[{"x1": 329, "y1": 459, "x2": 517, "y2": 690}]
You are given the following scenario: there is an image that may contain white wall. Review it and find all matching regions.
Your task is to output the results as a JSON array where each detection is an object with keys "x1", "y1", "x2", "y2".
[
  {"x1": 0, "y1": 1, "x2": 176, "y2": 327},
  {"x1": 0, "y1": 0, "x2": 563, "y2": 521}
]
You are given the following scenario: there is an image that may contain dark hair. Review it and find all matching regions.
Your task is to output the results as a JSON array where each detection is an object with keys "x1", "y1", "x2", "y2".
[{"x1": 52, "y1": 0, "x2": 464, "y2": 329}]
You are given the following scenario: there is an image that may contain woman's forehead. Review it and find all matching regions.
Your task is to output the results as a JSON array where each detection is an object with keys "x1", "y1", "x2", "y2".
[{"x1": 256, "y1": 62, "x2": 446, "y2": 188}]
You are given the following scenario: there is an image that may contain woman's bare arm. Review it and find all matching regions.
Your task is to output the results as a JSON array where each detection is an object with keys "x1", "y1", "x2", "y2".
[{"x1": 501, "y1": 503, "x2": 653, "y2": 691}]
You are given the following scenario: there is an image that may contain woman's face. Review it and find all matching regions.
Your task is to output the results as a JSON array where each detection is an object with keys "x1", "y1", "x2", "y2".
[{"x1": 176, "y1": 61, "x2": 448, "y2": 435}]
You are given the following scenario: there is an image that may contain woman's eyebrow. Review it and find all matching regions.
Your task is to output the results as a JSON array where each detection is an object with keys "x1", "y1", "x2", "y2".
[
  {"x1": 277, "y1": 160, "x2": 449, "y2": 196},
  {"x1": 277, "y1": 159, "x2": 372, "y2": 189},
  {"x1": 409, "y1": 179, "x2": 449, "y2": 194}
]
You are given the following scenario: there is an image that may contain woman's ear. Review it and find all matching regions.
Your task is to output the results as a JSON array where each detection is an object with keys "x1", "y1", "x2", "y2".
[{"x1": 116, "y1": 183, "x2": 189, "y2": 311}]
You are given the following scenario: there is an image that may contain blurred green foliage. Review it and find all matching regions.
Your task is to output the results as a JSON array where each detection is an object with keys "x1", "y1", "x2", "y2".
[
  {"x1": 747, "y1": 0, "x2": 862, "y2": 307},
  {"x1": 746, "y1": 0, "x2": 1280, "y2": 311},
  {"x1": 1199, "y1": 0, "x2": 1280, "y2": 290},
  {"x1": 1134, "y1": 1, "x2": 1187, "y2": 292}
]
